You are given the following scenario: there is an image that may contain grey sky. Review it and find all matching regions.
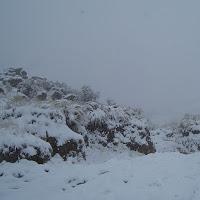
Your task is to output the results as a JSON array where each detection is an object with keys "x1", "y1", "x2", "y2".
[{"x1": 1, "y1": 0, "x2": 200, "y2": 124}]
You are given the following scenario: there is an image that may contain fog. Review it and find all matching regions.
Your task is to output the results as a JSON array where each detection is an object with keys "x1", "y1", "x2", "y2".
[{"x1": 1, "y1": 0, "x2": 200, "y2": 124}]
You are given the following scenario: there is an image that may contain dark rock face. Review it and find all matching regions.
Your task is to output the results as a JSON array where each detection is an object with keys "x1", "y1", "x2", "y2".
[
  {"x1": 0, "y1": 146, "x2": 51, "y2": 164},
  {"x1": 127, "y1": 138, "x2": 155, "y2": 155},
  {"x1": 45, "y1": 135, "x2": 85, "y2": 160},
  {"x1": 51, "y1": 91, "x2": 62, "y2": 100}
]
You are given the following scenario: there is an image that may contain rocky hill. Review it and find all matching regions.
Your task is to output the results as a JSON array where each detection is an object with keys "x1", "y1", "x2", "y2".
[
  {"x1": 1, "y1": 68, "x2": 200, "y2": 164},
  {"x1": 0, "y1": 68, "x2": 156, "y2": 164}
]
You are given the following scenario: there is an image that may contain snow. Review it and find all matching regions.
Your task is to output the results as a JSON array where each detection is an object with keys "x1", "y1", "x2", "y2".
[
  {"x1": 1, "y1": 152, "x2": 200, "y2": 200},
  {"x1": 151, "y1": 128, "x2": 178, "y2": 152},
  {"x1": 0, "y1": 104, "x2": 83, "y2": 146}
]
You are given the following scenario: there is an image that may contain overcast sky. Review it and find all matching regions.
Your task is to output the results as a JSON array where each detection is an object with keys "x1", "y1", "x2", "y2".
[{"x1": 1, "y1": 0, "x2": 200, "y2": 124}]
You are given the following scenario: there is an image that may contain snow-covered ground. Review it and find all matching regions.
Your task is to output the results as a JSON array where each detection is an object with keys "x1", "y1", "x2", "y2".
[{"x1": 1, "y1": 152, "x2": 200, "y2": 200}]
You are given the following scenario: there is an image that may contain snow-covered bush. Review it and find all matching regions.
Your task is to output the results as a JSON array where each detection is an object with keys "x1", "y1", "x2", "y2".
[
  {"x1": 0, "y1": 104, "x2": 85, "y2": 163},
  {"x1": 174, "y1": 114, "x2": 200, "y2": 153},
  {"x1": 151, "y1": 114, "x2": 200, "y2": 154},
  {"x1": 64, "y1": 102, "x2": 155, "y2": 154},
  {"x1": 78, "y1": 85, "x2": 100, "y2": 102},
  {"x1": 0, "y1": 132, "x2": 52, "y2": 164}
]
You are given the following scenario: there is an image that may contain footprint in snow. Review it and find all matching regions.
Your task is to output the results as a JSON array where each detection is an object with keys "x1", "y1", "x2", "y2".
[
  {"x1": 123, "y1": 180, "x2": 128, "y2": 183},
  {"x1": 12, "y1": 172, "x2": 24, "y2": 178},
  {"x1": 98, "y1": 170, "x2": 110, "y2": 175},
  {"x1": 67, "y1": 177, "x2": 88, "y2": 188}
]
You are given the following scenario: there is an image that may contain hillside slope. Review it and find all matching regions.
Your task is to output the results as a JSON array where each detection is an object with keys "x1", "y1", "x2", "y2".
[{"x1": 0, "y1": 68, "x2": 155, "y2": 163}]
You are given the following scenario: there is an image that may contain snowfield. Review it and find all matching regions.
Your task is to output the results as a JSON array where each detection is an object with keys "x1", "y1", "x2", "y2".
[
  {"x1": 1, "y1": 152, "x2": 200, "y2": 200},
  {"x1": 1, "y1": 68, "x2": 200, "y2": 200}
]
